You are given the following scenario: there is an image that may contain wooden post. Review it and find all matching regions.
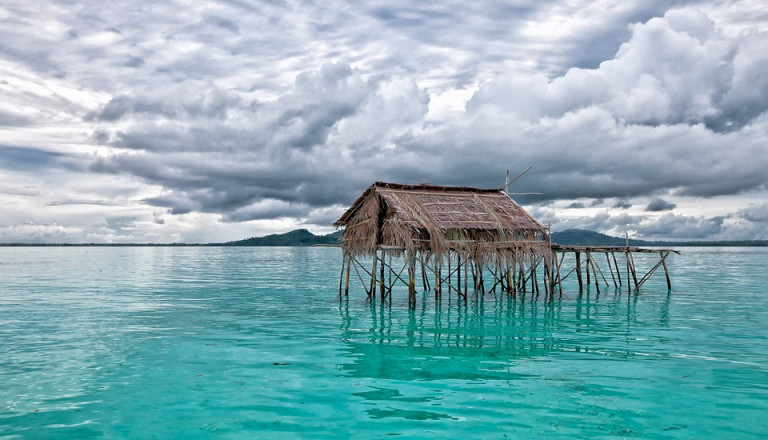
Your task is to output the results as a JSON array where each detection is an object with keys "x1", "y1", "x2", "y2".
[
  {"x1": 338, "y1": 254, "x2": 346, "y2": 298},
  {"x1": 661, "y1": 251, "x2": 672, "y2": 290},
  {"x1": 408, "y1": 252, "x2": 416, "y2": 307},
  {"x1": 464, "y1": 256, "x2": 468, "y2": 295},
  {"x1": 370, "y1": 252, "x2": 378, "y2": 299},
  {"x1": 379, "y1": 248, "x2": 386, "y2": 301},
  {"x1": 512, "y1": 261, "x2": 518, "y2": 294},
  {"x1": 612, "y1": 252, "x2": 622, "y2": 286},
  {"x1": 624, "y1": 250, "x2": 631, "y2": 294},
  {"x1": 606, "y1": 252, "x2": 618, "y2": 288},
  {"x1": 589, "y1": 255, "x2": 600, "y2": 294},
  {"x1": 447, "y1": 251, "x2": 452, "y2": 294},
  {"x1": 585, "y1": 251, "x2": 591, "y2": 286},
  {"x1": 575, "y1": 251, "x2": 583, "y2": 290},
  {"x1": 629, "y1": 252, "x2": 639, "y2": 290},
  {"x1": 457, "y1": 254, "x2": 462, "y2": 296},
  {"x1": 344, "y1": 257, "x2": 351, "y2": 297},
  {"x1": 388, "y1": 252, "x2": 393, "y2": 297}
]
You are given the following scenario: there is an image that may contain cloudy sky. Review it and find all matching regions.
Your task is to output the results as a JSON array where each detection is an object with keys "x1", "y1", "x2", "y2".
[{"x1": 2, "y1": 0, "x2": 768, "y2": 243}]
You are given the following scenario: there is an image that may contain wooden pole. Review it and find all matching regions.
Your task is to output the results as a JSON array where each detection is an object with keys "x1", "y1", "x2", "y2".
[
  {"x1": 611, "y1": 252, "x2": 622, "y2": 286},
  {"x1": 338, "y1": 254, "x2": 346, "y2": 298},
  {"x1": 408, "y1": 253, "x2": 416, "y2": 307},
  {"x1": 344, "y1": 256, "x2": 351, "y2": 297},
  {"x1": 589, "y1": 255, "x2": 600, "y2": 294},
  {"x1": 629, "y1": 251, "x2": 639, "y2": 290},
  {"x1": 605, "y1": 252, "x2": 618, "y2": 288},
  {"x1": 464, "y1": 255, "x2": 468, "y2": 295},
  {"x1": 575, "y1": 251, "x2": 583, "y2": 290},
  {"x1": 388, "y1": 252, "x2": 393, "y2": 297},
  {"x1": 379, "y1": 249, "x2": 386, "y2": 301},
  {"x1": 370, "y1": 253, "x2": 378, "y2": 299},
  {"x1": 661, "y1": 251, "x2": 672, "y2": 290},
  {"x1": 457, "y1": 254, "x2": 462, "y2": 296}
]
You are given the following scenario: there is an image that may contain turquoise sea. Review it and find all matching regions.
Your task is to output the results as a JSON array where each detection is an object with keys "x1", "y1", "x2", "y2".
[{"x1": 1, "y1": 246, "x2": 766, "y2": 439}]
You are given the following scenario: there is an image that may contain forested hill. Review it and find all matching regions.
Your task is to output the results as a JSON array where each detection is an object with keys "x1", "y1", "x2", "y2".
[
  {"x1": 551, "y1": 229, "x2": 768, "y2": 247},
  {"x1": 219, "y1": 228, "x2": 767, "y2": 247},
  {"x1": 220, "y1": 229, "x2": 342, "y2": 246}
]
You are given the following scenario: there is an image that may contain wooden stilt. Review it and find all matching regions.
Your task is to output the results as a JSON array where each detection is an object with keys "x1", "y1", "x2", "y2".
[
  {"x1": 344, "y1": 257, "x2": 351, "y2": 297},
  {"x1": 379, "y1": 249, "x2": 386, "y2": 301},
  {"x1": 661, "y1": 251, "x2": 671, "y2": 290},
  {"x1": 610, "y1": 252, "x2": 622, "y2": 286},
  {"x1": 605, "y1": 252, "x2": 617, "y2": 288},
  {"x1": 555, "y1": 252, "x2": 563, "y2": 296},
  {"x1": 589, "y1": 254, "x2": 600, "y2": 294},
  {"x1": 575, "y1": 251, "x2": 583, "y2": 290},
  {"x1": 338, "y1": 254, "x2": 346, "y2": 298},
  {"x1": 457, "y1": 254, "x2": 462, "y2": 296},
  {"x1": 408, "y1": 253, "x2": 416, "y2": 307},
  {"x1": 370, "y1": 253, "x2": 378, "y2": 299},
  {"x1": 464, "y1": 255, "x2": 468, "y2": 295},
  {"x1": 629, "y1": 252, "x2": 639, "y2": 290}
]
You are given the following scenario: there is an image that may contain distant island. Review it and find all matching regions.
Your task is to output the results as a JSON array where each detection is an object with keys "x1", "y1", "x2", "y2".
[
  {"x1": 219, "y1": 228, "x2": 343, "y2": 246},
  {"x1": 551, "y1": 229, "x2": 768, "y2": 247},
  {"x1": 2, "y1": 228, "x2": 767, "y2": 247}
]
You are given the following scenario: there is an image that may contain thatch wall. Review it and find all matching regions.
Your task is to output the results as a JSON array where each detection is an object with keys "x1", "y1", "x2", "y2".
[{"x1": 334, "y1": 182, "x2": 550, "y2": 265}]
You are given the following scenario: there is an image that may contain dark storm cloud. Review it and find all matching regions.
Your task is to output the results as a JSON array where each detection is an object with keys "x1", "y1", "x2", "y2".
[{"x1": 646, "y1": 198, "x2": 677, "y2": 212}]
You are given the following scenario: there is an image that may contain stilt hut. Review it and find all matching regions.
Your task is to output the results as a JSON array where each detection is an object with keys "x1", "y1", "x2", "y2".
[{"x1": 333, "y1": 182, "x2": 553, "y2": 303}]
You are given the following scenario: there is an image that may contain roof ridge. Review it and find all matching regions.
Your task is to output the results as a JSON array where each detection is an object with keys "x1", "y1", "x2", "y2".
[{"x1": 373, "y1": 181, "x2": 501, "y2": 193}]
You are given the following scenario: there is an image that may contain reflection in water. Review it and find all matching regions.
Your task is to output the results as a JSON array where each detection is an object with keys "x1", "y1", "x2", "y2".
[{"x1": 338, "y1": 288, "x2": 673, "y2": 382}]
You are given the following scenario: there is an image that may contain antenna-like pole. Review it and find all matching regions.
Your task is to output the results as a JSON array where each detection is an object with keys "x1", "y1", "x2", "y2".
[{"x1": 500, "y1": 166, "x2": 532, "y2": 192}]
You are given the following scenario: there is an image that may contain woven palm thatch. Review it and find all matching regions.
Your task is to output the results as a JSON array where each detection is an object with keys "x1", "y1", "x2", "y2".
[{"x1": 334, "y1": 182, "x2": 550, "y2": 265}]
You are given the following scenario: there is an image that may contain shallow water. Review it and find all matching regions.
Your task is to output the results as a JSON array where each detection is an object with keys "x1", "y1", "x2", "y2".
[{"x1": 1, "y1": 246, "x2": 766, "y2": 439}]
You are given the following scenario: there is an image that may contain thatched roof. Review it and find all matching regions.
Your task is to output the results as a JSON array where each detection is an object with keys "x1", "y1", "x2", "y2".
[{"x1": 334, "y1": 182, "x2": 548, "y2": 261}]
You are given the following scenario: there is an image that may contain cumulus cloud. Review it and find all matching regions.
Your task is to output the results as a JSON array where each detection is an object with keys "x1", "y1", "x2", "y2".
[
  {"x1": 90, "y1": 63, "x2": 430, "y2": 220},
  {"x1": 636, "y1": 212, "x2": 724, "y2": 238}
]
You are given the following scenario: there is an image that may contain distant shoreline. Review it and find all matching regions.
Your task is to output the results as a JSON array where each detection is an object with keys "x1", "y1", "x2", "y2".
[{"x1": 1, "y1": 228, "x2": 766, "y2": 247}]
